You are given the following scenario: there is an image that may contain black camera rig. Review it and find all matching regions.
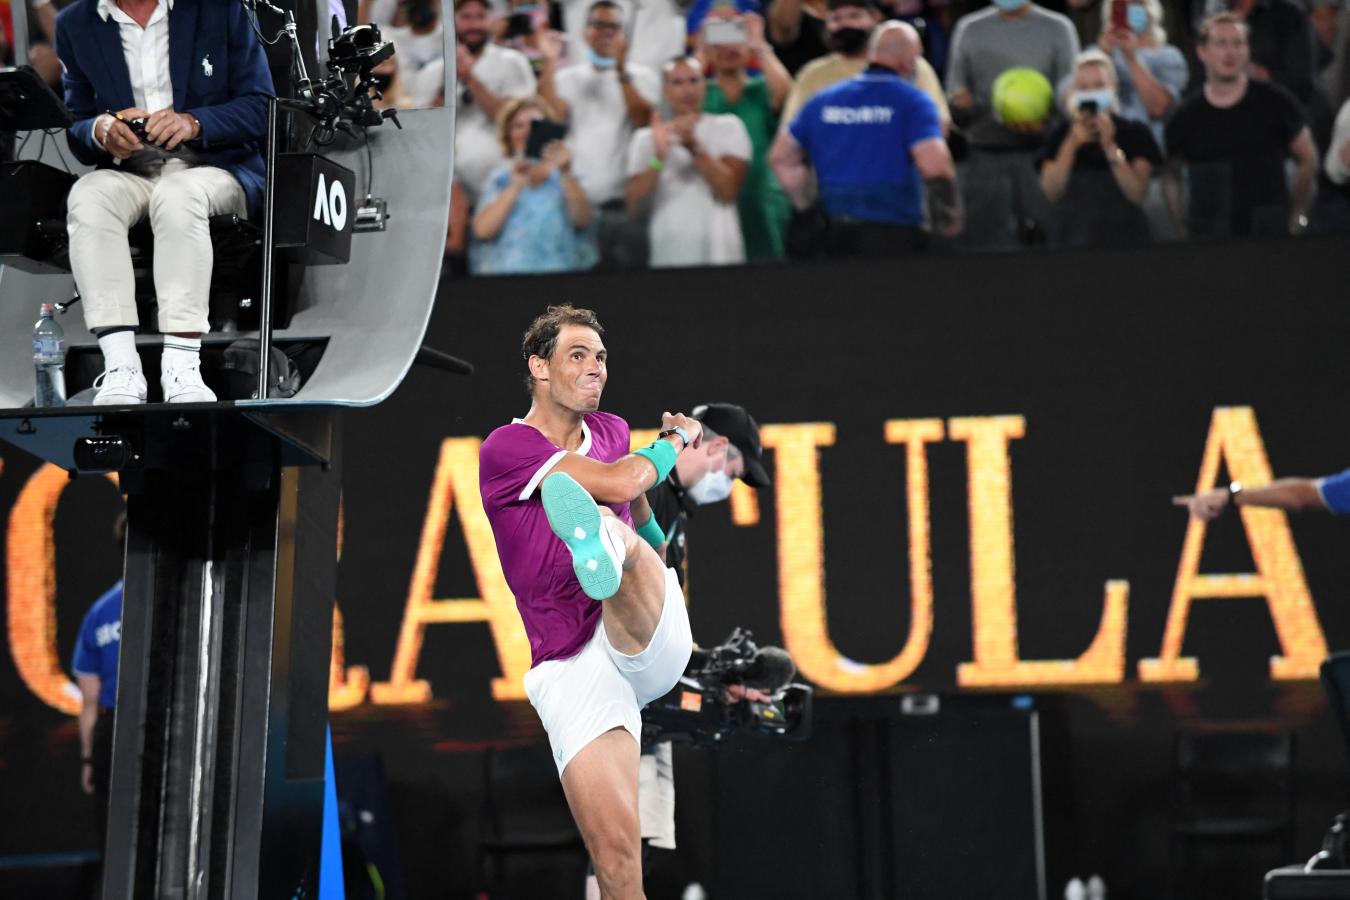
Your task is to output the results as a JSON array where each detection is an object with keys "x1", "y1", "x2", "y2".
[
  {"x1": 641, "y1": 628, "x2": 814, "y2": 749},
  {"x1": 243, "y1": 0, "x2": 401, "y2": 143}
]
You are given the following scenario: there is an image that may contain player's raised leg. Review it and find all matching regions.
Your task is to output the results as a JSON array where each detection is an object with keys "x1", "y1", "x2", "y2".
[{"x1": 542, "y1": 471, "x2": 669, "y2": 655}]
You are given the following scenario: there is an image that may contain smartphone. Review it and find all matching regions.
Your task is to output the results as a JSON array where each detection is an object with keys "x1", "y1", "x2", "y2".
[
  {"x1": 1109, "y1": 0, "x2": 1129, "y2": 31},
  {"x1": 524, "y1": 118, "x2": 568, "y2": 160},
  {"x1": 505, "y1": 11, "x2": 535, "y2": 38},
  {"x1": 704, "y1": 18, "x2": 747, "y2": 47}
]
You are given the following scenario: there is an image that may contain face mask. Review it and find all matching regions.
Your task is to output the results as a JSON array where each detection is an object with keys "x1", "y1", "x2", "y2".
[
  {"x1": 587, "y1": 48, "x2": 617, "y2": 69},
  {"x1": 1126, "y1": 4, "x2": 1149, "y2": 34},
  {"x1": 687, "y1": 469, "x2": 733, "y2": 505},
  {"x1": 1074, "y1": 87, "x2": 1115, "y2": 113},
  {"x1": 828, "y1": 27, "x2": 871, "y2": 54},
  {"x1": 991, "y1": 0, "x2": 1028, "y2": 11}
]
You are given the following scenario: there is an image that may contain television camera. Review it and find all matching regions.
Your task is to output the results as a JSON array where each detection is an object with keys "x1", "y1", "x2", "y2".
[{"x1": 641, "y1": 628, "x2": 813, "y2": 749}]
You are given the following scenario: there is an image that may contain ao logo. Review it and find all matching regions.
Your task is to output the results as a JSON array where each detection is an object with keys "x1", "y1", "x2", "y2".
[{"x1": 312, "y1": 173, "x2": 348, "y2": 232}]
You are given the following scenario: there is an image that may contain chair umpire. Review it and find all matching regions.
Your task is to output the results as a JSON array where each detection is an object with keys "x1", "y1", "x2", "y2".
[{"x1": 55, "y1": 0, "x2": 272, "y2": 404}]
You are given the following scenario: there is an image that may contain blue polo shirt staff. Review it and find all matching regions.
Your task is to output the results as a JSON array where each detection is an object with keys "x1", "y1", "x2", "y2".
[
  {"x1": 73, "y1": 580, "x2": 123, "y2": 846},
  {"x1": 769, "y1": 21, "x2": 962, "y2": 256}
]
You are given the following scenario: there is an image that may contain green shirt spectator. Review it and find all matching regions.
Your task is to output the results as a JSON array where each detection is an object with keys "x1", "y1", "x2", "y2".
[
  {"x1": 705, "y1": 77, "x2": 791, "y2": 260},
  {"x1": 702, "y1": 13, "x2": 795, "y2": 261}
]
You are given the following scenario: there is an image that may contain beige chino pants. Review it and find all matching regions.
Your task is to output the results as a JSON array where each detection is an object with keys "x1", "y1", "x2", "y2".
[{"x1": 66, "y1": 159, "x2": 247, "y2": 334}]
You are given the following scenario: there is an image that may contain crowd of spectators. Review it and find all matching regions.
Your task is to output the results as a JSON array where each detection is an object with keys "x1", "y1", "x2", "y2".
[
  {"x1": 373, "y1": 0, "x2": 1350, "y2": 273},
  {"x1": 7, "y1": 0, "x2": 1349, "y2": 272}
]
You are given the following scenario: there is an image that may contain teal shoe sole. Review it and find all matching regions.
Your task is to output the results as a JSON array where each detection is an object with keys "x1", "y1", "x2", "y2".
[{"x1": 541, "y1": 472, "x2": 621, "y2": 601}]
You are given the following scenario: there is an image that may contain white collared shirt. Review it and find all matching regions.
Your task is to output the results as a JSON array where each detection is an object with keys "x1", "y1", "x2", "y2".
[{"x1": 91, "y1": 0, "x2": 175, "y2": 147}]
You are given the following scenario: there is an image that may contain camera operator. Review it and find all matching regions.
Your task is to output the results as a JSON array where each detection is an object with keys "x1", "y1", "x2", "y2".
[
  {"x1": 56, "y1": 0, "x2": 273, "y2": 404},
  {"x1": 1037, "y1": 48, "x2": 1159, "y2": 247},
  {"x1": 640, "y1": 402, "x2": 771, "y2": 584}
]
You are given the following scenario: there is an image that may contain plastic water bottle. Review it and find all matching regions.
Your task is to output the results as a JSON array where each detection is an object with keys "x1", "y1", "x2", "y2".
[{"x1": 33, "y1": 303, "x2": 66, "y2": 407}]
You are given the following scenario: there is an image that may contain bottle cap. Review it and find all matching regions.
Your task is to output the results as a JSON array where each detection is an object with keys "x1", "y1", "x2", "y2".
[{"x1": 40, "y1": 303, "x2": 55, "y2": 316}]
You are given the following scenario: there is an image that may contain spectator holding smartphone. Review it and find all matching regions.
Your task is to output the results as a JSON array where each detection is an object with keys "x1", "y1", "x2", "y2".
[
  {"x1": 499, "y1": 0, "x2": 569, "y2": 73},
  {"x1": 704, "y1": 12, "x2": 795, "y2": 260},
  {"x1": 470, "y1": 96, "x2": 597, "y2": 274},
  {"x1": 625, "y1": 57, "x2": 752, "y2": 266},
  {"x1": 1089, "y1": 0, "x2": 1188, "y2": 147},
  {"x1": 1038, "y1": 49, "x2": 1160, "y2": 246}
]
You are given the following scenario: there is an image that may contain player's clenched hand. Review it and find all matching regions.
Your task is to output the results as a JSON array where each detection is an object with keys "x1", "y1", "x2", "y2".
[{"x1": 661, "y1": 412, "x2": 702, "y2": 449}]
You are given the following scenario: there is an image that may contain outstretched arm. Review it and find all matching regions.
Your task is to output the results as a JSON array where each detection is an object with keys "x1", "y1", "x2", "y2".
[{"x1": 1173, "y1": 478, "x2": 1328, "y2": 521}]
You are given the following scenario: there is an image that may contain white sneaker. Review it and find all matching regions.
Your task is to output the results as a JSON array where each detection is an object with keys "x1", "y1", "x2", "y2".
[
  {"x1": 92, "y1": 366, "x2": 148, "y2": 405},
  {"x1": 161, "y1": 364, "x2": 217, "y2": 403}
]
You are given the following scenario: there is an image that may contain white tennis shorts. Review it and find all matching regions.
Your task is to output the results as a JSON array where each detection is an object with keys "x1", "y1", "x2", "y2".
[{"x1": 523, "y1": 567, "x2": 692, "y2": 776}]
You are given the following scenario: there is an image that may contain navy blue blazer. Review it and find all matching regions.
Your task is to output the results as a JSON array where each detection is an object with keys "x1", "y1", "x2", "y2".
[{"x1": 55, "y1": 0, "x2": 275, "y2": 217}]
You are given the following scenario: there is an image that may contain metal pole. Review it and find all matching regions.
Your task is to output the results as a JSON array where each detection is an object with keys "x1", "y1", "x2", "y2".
[
  {"x1": 11, "y1": 0, "x2": 29, "y2": 71},
  {"x1": 257, "y1": 98, "x2": 280, "y2": 402}
]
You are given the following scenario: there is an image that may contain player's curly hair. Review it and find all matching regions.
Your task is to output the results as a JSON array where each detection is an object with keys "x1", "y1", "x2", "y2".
[{"x1": 521, "y1": 305, "x2": 605, "y2": 394}]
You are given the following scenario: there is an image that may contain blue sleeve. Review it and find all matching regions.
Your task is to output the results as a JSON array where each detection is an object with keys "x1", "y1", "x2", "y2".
[
  {"x1": 1317, "y1": 469, "x2": 1350, "y2": 515},
  {"x1": 905, "y1": 89, "x2": 943, "y2": 148},
  {"x1": 189, "y1": 1, "x2": 275, "y2": 149},
  {"x1": 72, "y1": 611, "x2": 99, "y2": 676},
  {"x1": 56, "y1": 7, "x2": 106, "y2": 167}
]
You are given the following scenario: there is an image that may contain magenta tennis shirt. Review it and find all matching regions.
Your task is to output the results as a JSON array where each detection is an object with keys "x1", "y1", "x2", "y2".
[{"x1": 479, "y1": 412, "x2": 634, "y2": 667}]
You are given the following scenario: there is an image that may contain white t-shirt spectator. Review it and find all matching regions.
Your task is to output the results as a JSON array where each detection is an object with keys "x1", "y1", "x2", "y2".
[
  {"x1": 1327, "y1": 97, "x2": 1350, "y2": 186},
  {"x1": 454, "y1": 43, "x2": 537, "y2": 200},
  {"x1": 556, "y1": 61, "x2": 661, "y2": 205},
  {"x1": 364, "y1": 0, "x2": 399, "y2": 26},
  {"x1": 559, "y1": 0, "x2": 687, "y2": 71},
  {"x1": 385, "y1": 24, "x2": 445, "y2": 108},
  {"x1": 626, "y1": 114, "x2": 752, "y2": 267}
]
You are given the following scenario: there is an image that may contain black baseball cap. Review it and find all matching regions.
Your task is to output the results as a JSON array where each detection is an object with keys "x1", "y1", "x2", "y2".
[{"x1": 691, "y1": 403, "x2": 771, "y2": 488}]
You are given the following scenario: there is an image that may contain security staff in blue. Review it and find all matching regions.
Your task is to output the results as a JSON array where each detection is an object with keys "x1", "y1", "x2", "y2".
[
  {"x1": 55, "y1": 0, "x2": 273, "y2": 406},
  {"x1": 1175, "y1": 470, "x2": 1350, "y2": 519},
  {"x1": 73, "y1": 577, "x2": 123, "y2": 847},
  {"x1": 770, "y1": 21, "x2": 962, "y2": 257}
]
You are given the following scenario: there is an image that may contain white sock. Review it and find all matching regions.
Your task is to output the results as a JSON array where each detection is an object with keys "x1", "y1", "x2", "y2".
[
  {"x1": 162, "y1": 337, "x2": 202, "y2": 374},
  {"x1": 603, "y1": 517, "x2": 635, "y2": 572},
  {"x1": 97, "y1": 331, "x2": 141, "y2": 371}
]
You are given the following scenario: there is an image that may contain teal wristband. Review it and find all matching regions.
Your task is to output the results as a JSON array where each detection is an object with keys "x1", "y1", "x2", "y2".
[
  {"x1": 636, "y1": 515, "x2": 665, "y2": 550},
  {"x1": 633, "y1": 439, "x2": 679, "y2": 483}
]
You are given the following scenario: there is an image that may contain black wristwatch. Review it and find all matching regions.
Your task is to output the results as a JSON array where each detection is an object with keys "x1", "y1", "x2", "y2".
[
  {"x1": 659, "y1": 427, "x2": 691, "y2": 449},
  {"x1": 1228, "y1": 480, "x2": 1243, "y2": 510}
]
